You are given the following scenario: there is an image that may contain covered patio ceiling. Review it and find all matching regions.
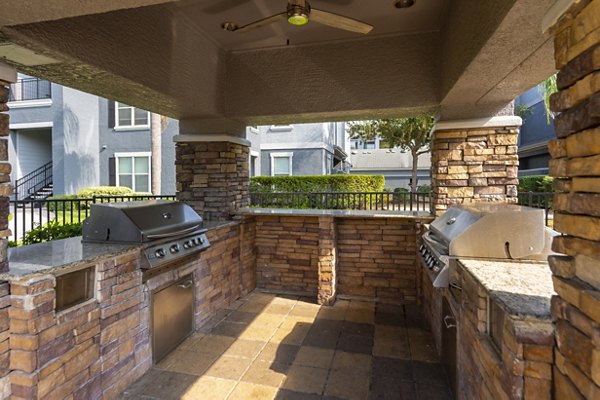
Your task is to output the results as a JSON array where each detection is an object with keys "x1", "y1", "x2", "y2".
[{"x1": 0, "y1": 0, "x2": 556, "y2": 131}]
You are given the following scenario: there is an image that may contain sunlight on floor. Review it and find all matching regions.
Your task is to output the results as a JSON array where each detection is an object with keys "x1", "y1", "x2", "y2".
[{"x1": 120, "y1": 292, "x2": 452, "y2": 400}]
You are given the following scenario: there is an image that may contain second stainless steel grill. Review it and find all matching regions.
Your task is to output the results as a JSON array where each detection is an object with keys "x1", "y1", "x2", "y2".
[
  {"x1": 82, "y1": 200, "x2": 210, "y2": 269},
  {"x1": 420, "y1": 203, "x2": 556, "y2": 287}
]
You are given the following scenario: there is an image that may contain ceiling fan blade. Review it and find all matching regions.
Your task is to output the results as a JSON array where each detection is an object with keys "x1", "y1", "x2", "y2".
[
  {"x1": 227, "y1": 12, "x2": 287, "y2": 33},
  {"x1": 310, "y1": 9, "x2": 373, "y2": 34}
]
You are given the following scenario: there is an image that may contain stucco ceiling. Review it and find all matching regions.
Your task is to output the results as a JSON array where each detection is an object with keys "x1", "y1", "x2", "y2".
[
  {"x1": 168, "y1": 0, "x2": 449, "y2": 51},
  {"x1": 0, "y1": 0, "x2": 556, "y2": 133}
]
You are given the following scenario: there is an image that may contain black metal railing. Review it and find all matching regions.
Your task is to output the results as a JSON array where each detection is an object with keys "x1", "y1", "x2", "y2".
[
  {"x1": 9, "y1": 194, "x2": 176, "y2": 245},
  {"x1": 9, "y1": 78, "x2": 52, "y2": 102},
  {"x1": 14, "y1": 161, "x2": 53, "y2": 201},
  {"x1": 250, "y1": 191, "x2": 432, "y2": 212},
  {"x1": 517, "y1": 191, "x2": 554, "y2": 226}
]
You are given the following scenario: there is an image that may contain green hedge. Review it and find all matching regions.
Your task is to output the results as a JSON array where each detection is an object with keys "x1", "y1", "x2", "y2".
[
  {"x1": 250, "y1": 175, "x2": 385, "y2": 193},
  {"x1": 518, "y1": 176, "x2": 553, "y2": 192},
  {"x1": 77, "y1": 186, "x2": 134, "y2": 198},
  {"x1": 47, "y1": 195, "x2": 79, "y2": 211}
]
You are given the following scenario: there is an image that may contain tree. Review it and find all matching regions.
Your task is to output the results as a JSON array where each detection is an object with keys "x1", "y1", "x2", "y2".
[
  {"x1": 349, "y1": 116, "x2": 435, "y2": 192},
  {"x1": 537, "y1": 73, "x2": 557, "y2": 124}
]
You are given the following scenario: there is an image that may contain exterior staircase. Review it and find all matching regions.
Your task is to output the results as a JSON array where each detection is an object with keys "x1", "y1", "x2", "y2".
[{"x1": 14, "y1": 161, "x2": 53, "y2": 201}]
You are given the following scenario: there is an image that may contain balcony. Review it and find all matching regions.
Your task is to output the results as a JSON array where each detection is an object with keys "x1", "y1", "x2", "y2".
[{"x1": 8, "y1": 77, "x2": 52, "y2": 107}]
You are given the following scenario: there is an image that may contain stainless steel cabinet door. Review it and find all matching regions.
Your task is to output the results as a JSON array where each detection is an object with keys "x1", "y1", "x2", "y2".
[{"x1": 152, "y1": 275, "x2": 194, "y2": 362}]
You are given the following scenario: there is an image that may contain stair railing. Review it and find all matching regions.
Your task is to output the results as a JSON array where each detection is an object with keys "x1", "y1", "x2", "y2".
[{"x1": 14, "y1": 161, "x2": 53, "y2": 200}]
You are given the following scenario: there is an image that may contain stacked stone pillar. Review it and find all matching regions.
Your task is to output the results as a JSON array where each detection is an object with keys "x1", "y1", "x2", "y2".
[
  {"x1": 546, "y1": 0, "x2": 600, "y2": 397},
  {"x1": 175, "y1": 136, "x2": 250, "y2": 221},
  {"x1": 317, "y1": 217, "x2": 337, "y2": 306},
  {"x1": 431, "y1": 117, "x2": 521, "y2": 216},
  {"x1": 0, "y1": 66, "x2": 15, "y2": 272}
]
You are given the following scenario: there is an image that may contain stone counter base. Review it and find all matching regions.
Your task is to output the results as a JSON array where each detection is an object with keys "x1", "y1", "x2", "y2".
[
  {"x1": 255, "y1": 215, "x2": 427, "y2": 305},
  {"x1": 1, "y1": 220, "x2": 255, "y2": 400}
]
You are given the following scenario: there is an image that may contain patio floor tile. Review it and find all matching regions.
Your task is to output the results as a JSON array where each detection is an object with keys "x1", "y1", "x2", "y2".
[
  {"x1": 229, "y1": 382, "x2": 279, "y2": 400},
  {"x1": 120, "y1": 291, "x2": 452, "y2": 400},
  {"x1": 293, "y1": 346, "x2": 335, "y2": 369},
  {"x1": 280, "y1": 365, "x2": 329, "y2": 394},
  {"x1": 180, "y1": 376, "x2": 237, "y2": 400}
]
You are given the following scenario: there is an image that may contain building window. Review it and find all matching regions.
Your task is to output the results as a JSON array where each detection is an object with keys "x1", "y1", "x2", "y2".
[
  {"x1": 270, "y1": 152, "x2": 293, "y2": 176},
  {"x1": 269, "y1": 124, "x2": 293, "y2": 132},
  {"x1": 115, "y1": 152, "x2": 151, "y2": 192},
  {"x1": 250, "y1": 151, "x2": 260, "y2": 177},
  {"x1": 115, "y1": 102, "x2": 150, "y2": 129}
]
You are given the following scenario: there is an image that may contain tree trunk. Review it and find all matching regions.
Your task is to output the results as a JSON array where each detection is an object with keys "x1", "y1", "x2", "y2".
[
  {"x1": 150, "y1": 113, "x2": 162, "y2": 195},
  {"x1": 410, "y1": 149, "x2": 419, "y2": 193}
]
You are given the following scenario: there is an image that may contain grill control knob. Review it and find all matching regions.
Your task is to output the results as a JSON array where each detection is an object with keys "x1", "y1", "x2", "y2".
[
  {"x1": 433, "y1": 265, "x2": 441, "y2": 273},
  {"x1": 155, "y1": 249, "x2": 166, "y2": 258},
  {"x1": 183, "y1": 240, "x2": 193, "y2": 249},
  {"x1": 170, "y1": 244, "x2": 180, "y2": 254}
]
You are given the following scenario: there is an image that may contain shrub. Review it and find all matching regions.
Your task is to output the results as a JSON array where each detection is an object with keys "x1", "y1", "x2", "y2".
[
  {"x1": 518, "y1": 176, "x2": 553, "y2": 192},
  {"x1": 77, "y1": 186, "x2": 134, "y2": 198},
  {"x1": 394, "y1": 187, "x2": 409, "y2": 193},
  {"x1": 21, "y1": 221, "x2": 82, "y2": 245},
  {"x1": 417, "y1": 184, "x2": 431, "y2": 193},
  {"x1": 250, "y1": 175, "x2": 385, "y2": 193}
]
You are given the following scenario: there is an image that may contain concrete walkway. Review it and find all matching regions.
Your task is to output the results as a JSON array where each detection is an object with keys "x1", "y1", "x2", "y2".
[{"x1": 120, "y1": 292, "x2": 452, "y2": 400}]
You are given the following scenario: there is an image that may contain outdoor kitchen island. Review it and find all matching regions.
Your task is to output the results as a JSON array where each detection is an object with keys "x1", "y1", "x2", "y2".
[
  {"x1": 0, "y1": 218, "x2": 256, "y2": 400},
  {"x1": 422, "y1": 256, "x2": 555, "y2": 400}
]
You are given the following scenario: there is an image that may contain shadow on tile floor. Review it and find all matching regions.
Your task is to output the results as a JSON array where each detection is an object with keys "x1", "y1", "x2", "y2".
[{"x1": 119, "y1": 292, "x2": 453, "y2": 400}]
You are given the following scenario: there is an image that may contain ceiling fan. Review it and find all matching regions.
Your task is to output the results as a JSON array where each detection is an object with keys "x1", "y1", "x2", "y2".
[{"x1": 221, "y1": 0, "x2": 373, "y2": 35}]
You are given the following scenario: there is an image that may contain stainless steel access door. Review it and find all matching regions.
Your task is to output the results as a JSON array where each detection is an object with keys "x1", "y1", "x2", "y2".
[{"x1": 152, "y1": 275, "x2": 194, "y2": 362}]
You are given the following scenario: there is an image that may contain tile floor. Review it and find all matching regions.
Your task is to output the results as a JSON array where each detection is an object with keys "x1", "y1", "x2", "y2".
[{"x1": 120, "y1": 292, "x2": 453, "y2": 400}]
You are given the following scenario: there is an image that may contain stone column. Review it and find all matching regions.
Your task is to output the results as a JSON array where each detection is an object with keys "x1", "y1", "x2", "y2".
[
  {"x1": 545, "y1": 0, "x2": 600, "y2": 397},
  {"x1": 175, "y1": 134, "x2": 250, "y2": 221},
  {"x1": 0, "y1": 64, "x2": 15, "y2": 273},
  {"x1": 317, "y1": 217, "x2": 337, "y2": 306},
  {"x1": 431, "y1": 116, "x2": 521, "y2": 216}
]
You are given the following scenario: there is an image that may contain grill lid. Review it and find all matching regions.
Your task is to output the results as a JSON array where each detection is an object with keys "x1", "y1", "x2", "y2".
[
  {"x1": 82, "y1": 200, "x2": 203, "y2": 243},
  {"x1": 430, "y1": 203, "x2": 546, "y2": 259}
]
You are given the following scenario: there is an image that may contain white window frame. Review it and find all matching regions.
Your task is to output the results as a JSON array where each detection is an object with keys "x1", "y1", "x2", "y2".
[
  {"x1": 250, "y1": 150, "x2": 260, "y2": 177},
  {"x1": 114, "y1": 102, "x2": 150, "y2": 131},
  {"x1": 269, "y1": 124, "x2": 293, "y2": 132},
  {"x1": 270, "y1": 152, "x2": 293, "y2": 177},
  {"x1": 115, "y1": 152, "x2": 152, "y2": 192}
]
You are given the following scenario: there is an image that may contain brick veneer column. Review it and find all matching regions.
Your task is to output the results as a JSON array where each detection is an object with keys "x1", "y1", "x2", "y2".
[
  {"x1": 546, "y1": 0, "x2": 600, "y2": 397},
  {"x1": 175, "y1": 138, "x2": 250, "y2": 221},
  {"x1": 431, "y1": 117, "x2": 521, "y2": 216},
  {"x1": 317, "y1": 217, "x2": 337, "y2": 306}
]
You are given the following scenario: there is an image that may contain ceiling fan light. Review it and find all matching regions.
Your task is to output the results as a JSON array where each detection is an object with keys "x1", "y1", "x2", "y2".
[
  {"x1": 288, "y1": 14, "x2": 309, "y2": 26},
  {"x1": 394, "y1": 0, "x2": 415, "y2": 9}
]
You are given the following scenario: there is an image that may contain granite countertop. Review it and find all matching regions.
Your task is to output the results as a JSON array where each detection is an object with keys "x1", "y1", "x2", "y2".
[
  {"x1": 4, "y1": 221, "x2": 234, "y2": 281},
  {"x1": 458, "y1": 258, "x2": 556, "y2": 320},
  {"x1": 238, "y1": 207, "x2": 432, "y2": 219},
  {"x1": 5, "y1": 237, "x2": 142, "y2": 281}
]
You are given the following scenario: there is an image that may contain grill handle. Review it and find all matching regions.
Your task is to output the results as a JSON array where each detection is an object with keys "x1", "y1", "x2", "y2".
[{"x1": 146, "y1": 224, "x2": 201, "y2": 239}]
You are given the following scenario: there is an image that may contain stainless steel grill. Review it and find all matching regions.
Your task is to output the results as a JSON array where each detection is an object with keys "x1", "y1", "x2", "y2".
[
  {"x1": 82, "y1": 200, "x2": 210, "y2": 269},
  {"x1": 420, "y1": 203, "x2": 556, "y2": 287}
]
